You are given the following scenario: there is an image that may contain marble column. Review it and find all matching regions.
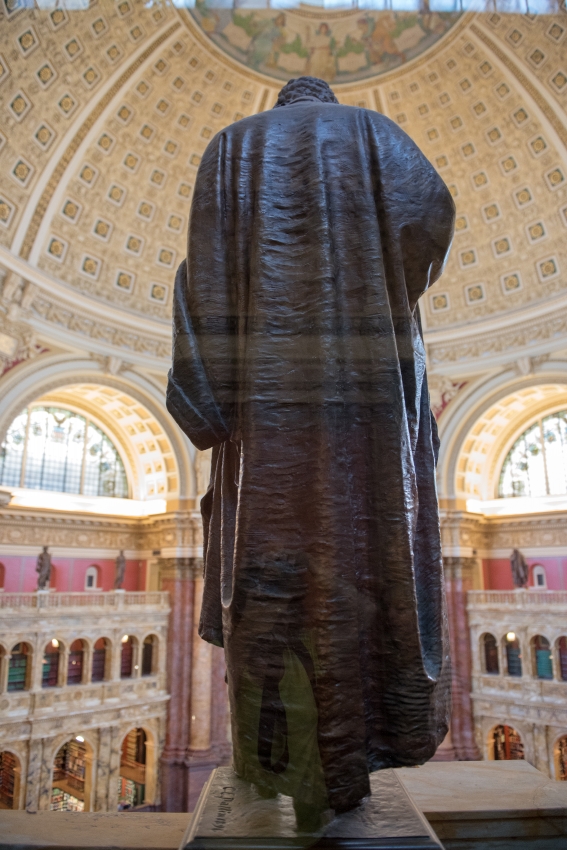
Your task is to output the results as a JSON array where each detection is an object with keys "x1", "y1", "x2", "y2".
[
  {"x1": 210, "y1": 644, "x2": 231, "y2": 766},
  {"x1": 110, "y1": 633, "x2": 122, "y2": 682},
  {"x1": 532, "y1": 723, "x2": 549, "y2": 776},
  {"x1": 25, "y1": 738, "x2": 42, "y2": 812},
  {"x1": 59, "y1": 643, "x2": 69, "y2": 687},
  {"x1": 31, "y1": 637, "x2": 45, "y2": 692},
  {"x1": 37, "y1": 738, "x2": 54, "y2": 811},
  {"x1": 432, "y1": 728, "x2": 457, "y2": 762},
  {"x1": 159, "y1": 557, "x2": 198, "y2": 812},
  {"x1": 444, "y1": 556, "x2": 481, "y2": 761},
  {"x1": 189, "y1": 578, "x2": 213, "y2": 751},
  {"x1": 83, "y1": 641, "x2": 93, "y2": 685},
  {"x1": 108, "y1": 725, "x2": 122, "y2": 811},
  {"x1": 145, "y1": 737, "x2": 157, "y2": 805},
  {"x1": 13, "y1": 754, "x2": 23, "y2": 810},
  {"x1": 95, "y1": 726, "x2": 112, "y2": 812},
  {"x1": 0, "y1": 648, "x2": 8, "y2": 693},
  {"x1": 186, "y1": 576, "x2": 219, "y2": 811},
  {"x1": 83, "y1": 745, "x2": 94, "y2": 812}
]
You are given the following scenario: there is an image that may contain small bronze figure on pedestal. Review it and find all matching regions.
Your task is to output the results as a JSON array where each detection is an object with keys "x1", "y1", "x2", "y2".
[
  {"x1": 167, "y1": 76, "x2": 454, "y2": 826},
  {"x1": 36, "y1": 545, "x2": 52, "y2": 590},
  {"x1": 510, "y1": 549, "x2": 529, "y2": 588},
  {"x1": 114, "y1": 549, "x2": 126, "y2": 589}
]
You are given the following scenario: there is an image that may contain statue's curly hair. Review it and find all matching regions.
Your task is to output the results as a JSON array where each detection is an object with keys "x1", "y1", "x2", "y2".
[{"x1": 274, "y1": 76, "x2": 338, "y2": 108}]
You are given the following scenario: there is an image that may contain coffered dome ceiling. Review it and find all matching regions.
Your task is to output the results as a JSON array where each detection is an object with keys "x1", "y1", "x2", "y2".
[{"x1": 0, "y1": 1, "x2": 566, "y2": 377}]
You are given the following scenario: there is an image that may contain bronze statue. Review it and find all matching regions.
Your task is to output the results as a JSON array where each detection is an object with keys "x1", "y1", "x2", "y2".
[
  {"x1": 510, "y1": 549, "x2": 529, "y2": 588},
  {"x1": 114, "y1": 550, "x2": 126, "y2": 589},
  {"x1": 167, "y1": 77, "x2": 454, "y2": 819},
  {"x1": 36, "y1": 545, "x2": 52, "y2": 590}
]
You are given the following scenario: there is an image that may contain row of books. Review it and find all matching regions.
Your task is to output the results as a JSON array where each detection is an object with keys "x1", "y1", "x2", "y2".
[
  {"x1": 0, "y1": 751, "x2": 17, "y2": 809},
  {"x1": 51, "y1": 787, "x2": 84, "y2": 812},
  {"x1": 118, "y1": 777, "x2": 145, "y2": 808}
]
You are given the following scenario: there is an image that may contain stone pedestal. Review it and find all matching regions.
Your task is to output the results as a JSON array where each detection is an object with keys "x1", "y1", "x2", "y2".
[{"x1": 180, "y1": 767, "x2": 443, "y2": 849}]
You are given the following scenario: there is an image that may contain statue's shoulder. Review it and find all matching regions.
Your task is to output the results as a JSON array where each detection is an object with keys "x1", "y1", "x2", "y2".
[
  {"x1": 202, "y1": 105, "x2": 403, "y2": 162},
  {"x1": 221, "y1": 103, "x2": 396, "y2": 134}
]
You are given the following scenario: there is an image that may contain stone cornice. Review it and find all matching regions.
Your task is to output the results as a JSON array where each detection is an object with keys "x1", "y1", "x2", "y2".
[
  {"x1": 427, "y1": 300, "x2": 567, "y2": 377},
  {"x1": 139, "y1": 510, "x2": 202, "y2": 552},
  {"x1": 158, "y1": 556, "x2": 203, "y2": 582},
  {"x1": 0, "y1": 248, "x2": 170, "y2": 370},
  {"x1": 0, "y1": 507, "x2": 142, "y2": 552},
  {"x1": 441, "y1": 509, "x2": 567, "y2": 556},
  {"x1": 0, "y1": 506, "x2": 202, "y2": 556}
]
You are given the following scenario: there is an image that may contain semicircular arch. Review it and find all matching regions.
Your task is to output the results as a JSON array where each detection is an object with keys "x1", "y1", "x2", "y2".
[
  {"x1": 436, "y1": 364, "x2": 567, "y2": 502},
  {"x1": 0, "y1": 354, "x2": 193, "y2": 499}
]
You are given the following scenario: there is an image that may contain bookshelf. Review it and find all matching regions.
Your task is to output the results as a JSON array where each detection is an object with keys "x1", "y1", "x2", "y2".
[
  {"x1": 119, "y1": 729, "x2": 146, "y2": 808},
  {"x1": 0, "y1": 751, "x2": 17, "y2": 809},
  {"x1": 51, "y1": 740, "x2": 86, "y2": 811},
  {"x1": 7, "y1": 644, "x2": 28, "y2": 692}
]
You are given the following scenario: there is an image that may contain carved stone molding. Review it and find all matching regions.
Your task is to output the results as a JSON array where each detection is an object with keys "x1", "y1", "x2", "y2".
[
  {"x1": 443, "y1": 555, "x2": 480, "y2": 581},
  {"x1": 486, "y1": 514, "x2": 567, "y2": 551},
  {"x1": 141, "y1": 512, "x2": 202, "y2": 551},
  {"x1": 30, "y1": 290, "x2": 171, "y2": 363},
  {"x1": 441, "y1": 509, "x2": 567, "y2": 554},
  {"x1": 440, "y1": 511, "x2": 488, "y2": 553},
  {"x1": 0, "y1": 506, "x2": 206, "y2": 554},
  {"x1": 429, "y1": 376, "x2": 468, "y2": 420},
  {"x1": 0, "y1": 254, "x2": 171, "y2": 370},
  {"x1": 428, "y1": 305, "x2": 567, "y2": 372},
  {"x1": 0, "y1": 510, "x2": 141, "y2": 551},
  {"x1": 158, "y1": 557, "x2": 202, "y2": 582}
]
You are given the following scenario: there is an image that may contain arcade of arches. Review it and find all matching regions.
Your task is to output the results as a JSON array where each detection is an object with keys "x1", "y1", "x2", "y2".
[{"x1": 1, "y1": 0, "x2": 567, "y2": 813}]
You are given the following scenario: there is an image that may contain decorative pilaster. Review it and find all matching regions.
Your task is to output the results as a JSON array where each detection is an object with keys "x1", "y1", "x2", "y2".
[
  {"x1": 185, "y1": 643, "x2": 232, "y2": 809},
  {"x1": 184, "y1": 576, "x2": 231, "y2": 810},
  {"x1": 158, "y1": 555, "x2": 232, "y2": 811},
  {"x1": 444, "y1": 556, "x2": 481, "y2": 761},
  {"x1": 159, "y1": 556, "x2": 199, "y2": 812}
]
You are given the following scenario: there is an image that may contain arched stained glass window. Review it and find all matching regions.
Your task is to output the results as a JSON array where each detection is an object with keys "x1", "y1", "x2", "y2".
[
  {"x1": 499, "y1": 410, "x2": 567, "y2": 498},
  {"x1": 0, "y1": 407, "x2": 128, "y2": 498}
]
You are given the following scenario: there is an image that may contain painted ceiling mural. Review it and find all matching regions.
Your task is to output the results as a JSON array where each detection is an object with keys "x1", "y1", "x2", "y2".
[{"x1": 188, "y1": 3, "x2": 462, "y2": 83}]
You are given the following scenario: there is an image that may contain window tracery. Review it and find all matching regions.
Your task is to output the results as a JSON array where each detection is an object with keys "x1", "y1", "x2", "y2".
[
  {"x1": 499, "y1": 410, "x2": 567, "y2": 498},
  {"x1": 0, "y1": 406, "x2": 128, "y2": 499}
]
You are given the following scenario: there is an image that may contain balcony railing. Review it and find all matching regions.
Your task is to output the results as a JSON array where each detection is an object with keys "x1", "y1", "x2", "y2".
[
  {"x1": 0, "y1": 591, "x2": 169, "y2": 610},
  {"x1": 468, "y1": 589, "x2": 567, "y2": 607}
]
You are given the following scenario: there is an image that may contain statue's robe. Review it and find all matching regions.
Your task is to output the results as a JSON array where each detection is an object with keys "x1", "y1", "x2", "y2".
[{"x1": 167, "y1": 100, "x2": 455, "y2": 812}]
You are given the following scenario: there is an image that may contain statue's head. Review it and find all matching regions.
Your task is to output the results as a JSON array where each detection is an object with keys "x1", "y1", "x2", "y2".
[
  {"x1": 43, "y1": 545, "x2": 48, "y2": 552},
  {"x1": 274, "y1": 76, "x2": 338, "y2": 108}
]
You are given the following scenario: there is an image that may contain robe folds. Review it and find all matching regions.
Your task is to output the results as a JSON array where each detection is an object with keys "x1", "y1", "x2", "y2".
[{"x1": 167, "y1": 101, "x2": 455, "y2": 812}]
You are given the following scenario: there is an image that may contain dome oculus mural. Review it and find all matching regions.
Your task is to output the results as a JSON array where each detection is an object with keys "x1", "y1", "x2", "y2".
[{"x1": 188, "y1": 3, "x2": 462, "y2": 83}]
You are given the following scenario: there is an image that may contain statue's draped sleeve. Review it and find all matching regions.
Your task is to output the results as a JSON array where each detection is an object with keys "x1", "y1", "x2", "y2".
[{"x1": 166, "y1": 132, "x2": 236, "y2": 451}]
